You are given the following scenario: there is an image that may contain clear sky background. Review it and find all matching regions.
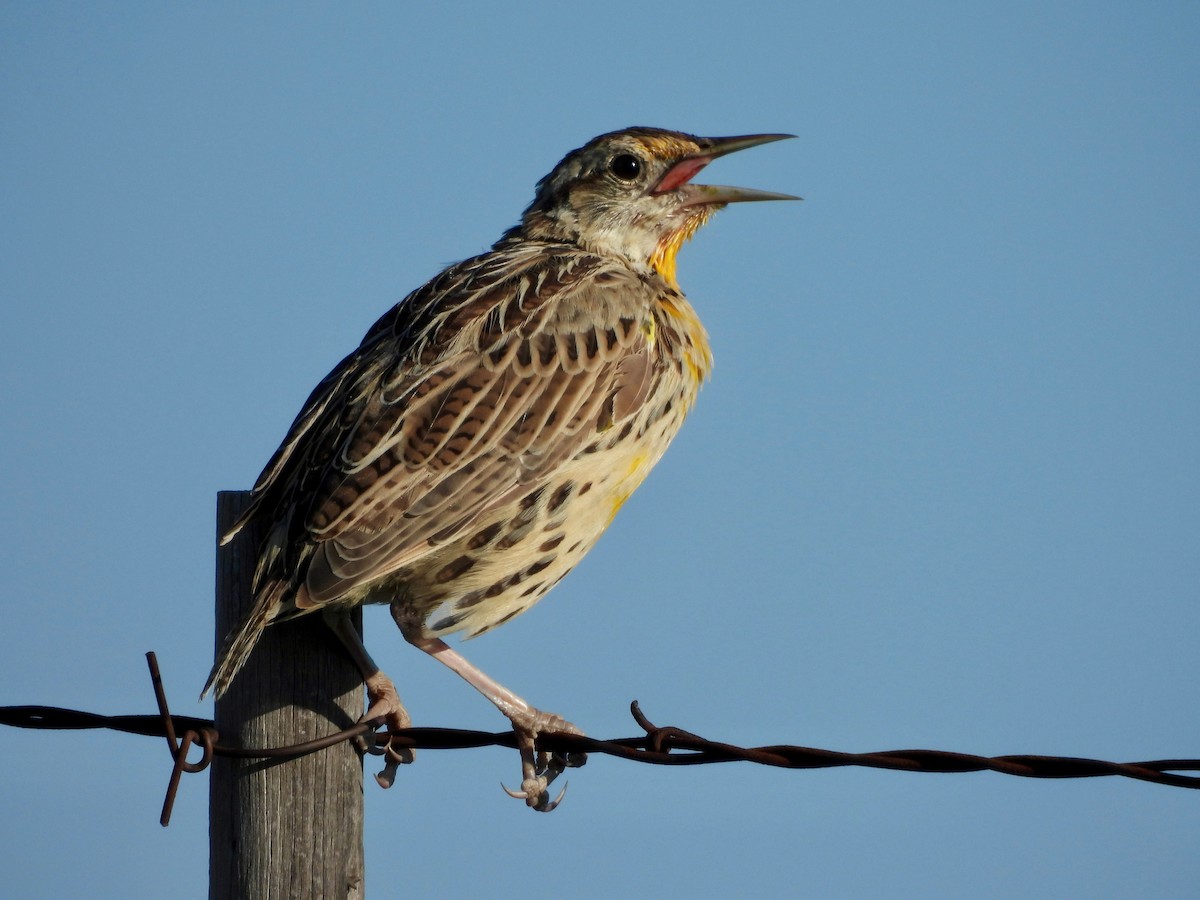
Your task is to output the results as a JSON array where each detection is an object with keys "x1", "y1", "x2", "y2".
[{"x1": 2, "y1": 3, "x2": 1197, "y2": 898}]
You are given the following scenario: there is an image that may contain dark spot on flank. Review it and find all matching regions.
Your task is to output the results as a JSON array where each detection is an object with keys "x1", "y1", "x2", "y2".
[
  {"x1": 467, "y1": 522, "x2": 504, "y2": 549},
  {"x1": 484, "y1": 579, "x2": 511, "y2": 599},
  {"x1": 548, "y1": 481, "x2": 574, "y2": 512},
  {"x1": 435, "y1": 555, "x2": 476, "y2": 583},
  {"x1": 457, "y1": 589, "x2": 487, "y2": 609},
  {"x1": 431, "y1": 613, "x2": 464, "y2": 631},
  {"x1": 519, "y1": 486, "x2": 546, "y2": 510},
  {"x1": 496, "y1": 521, "x2": 535, "y2": 550},
  {"x1": 526, "y1": 557, "x2": 554, "y2": 578}
]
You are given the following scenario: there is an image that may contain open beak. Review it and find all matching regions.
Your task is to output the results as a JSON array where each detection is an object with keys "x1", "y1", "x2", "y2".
[{"x1": 652, "y1": 133, "x2": 800, "y2": 205}]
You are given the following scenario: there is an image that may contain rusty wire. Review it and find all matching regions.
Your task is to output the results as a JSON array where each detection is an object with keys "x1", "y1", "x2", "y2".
[{"x1": 1, "y1": 652, "x2": 1197, "y2": 826}]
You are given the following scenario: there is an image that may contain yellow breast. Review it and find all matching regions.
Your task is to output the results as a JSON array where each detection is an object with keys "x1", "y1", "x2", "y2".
[{"x1": 659, "y1": 293, "x2": 713, "y2": 390}]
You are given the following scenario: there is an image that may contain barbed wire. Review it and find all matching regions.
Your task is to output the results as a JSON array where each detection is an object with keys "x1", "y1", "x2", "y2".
[{"x1": 2, "y1": 652, "x2": 1197, "y2": 826}]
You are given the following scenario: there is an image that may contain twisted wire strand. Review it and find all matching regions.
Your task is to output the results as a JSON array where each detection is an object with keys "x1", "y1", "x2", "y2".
[{"x1": 1, "y1": 653, "x2": 1196, "y2": 826}]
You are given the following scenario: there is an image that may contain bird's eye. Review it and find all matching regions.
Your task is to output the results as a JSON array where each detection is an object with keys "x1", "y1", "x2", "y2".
[{"x1": 608, "y1": 153, "x2": 643, "y2": 181}]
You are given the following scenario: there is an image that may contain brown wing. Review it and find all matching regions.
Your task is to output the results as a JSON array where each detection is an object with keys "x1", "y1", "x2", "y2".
[
  {"x1": 241, "y1": 244, "x2": 657, "y2": 612},
  {"x1": 203, "y1": 243, "x2": 661, "y2": 699}
]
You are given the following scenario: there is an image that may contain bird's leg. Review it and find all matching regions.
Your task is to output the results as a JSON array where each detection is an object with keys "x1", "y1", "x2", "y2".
[
  {"x1": 323, "y1": 607, "x2": 415, "y2": 788},
  {"x1": 419, "y1": 637, "x2": 586, "y2": 809},
  {"x1": 392, "y1": 604, "x2": 586, "y2": 811}
]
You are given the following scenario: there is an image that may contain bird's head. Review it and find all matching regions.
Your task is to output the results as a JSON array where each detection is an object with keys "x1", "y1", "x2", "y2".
[{"x1": 506, "y1": 127, "x2": 798, "y2": 288}]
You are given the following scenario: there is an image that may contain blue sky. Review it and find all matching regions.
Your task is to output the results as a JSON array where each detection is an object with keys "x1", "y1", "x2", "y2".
[{"x1": 2, "y1": 3, "x2": 1198, "y2": 897}]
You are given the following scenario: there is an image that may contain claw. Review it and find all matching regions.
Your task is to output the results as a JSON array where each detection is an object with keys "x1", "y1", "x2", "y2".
[
  {"x1": 502, "y1": 779, "x2": 569, "y2": 811},
  {"x1": 496, "y1": 708, "x2": 587, "y2": 810},
  {"x1": 374, "y1": 748, "x2": 405, "y2": 789},
  {"x1": 501, "y1": 782, "x2": 523, "y2": 800},
  {"x1": 358, "y1": 670, "x2": 415, "y2": 787}
]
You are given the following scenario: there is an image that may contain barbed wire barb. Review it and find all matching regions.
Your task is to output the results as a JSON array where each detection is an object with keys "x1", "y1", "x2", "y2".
[{"x1": 1, "y1": 651, "x2": 1197, "y2": 827}]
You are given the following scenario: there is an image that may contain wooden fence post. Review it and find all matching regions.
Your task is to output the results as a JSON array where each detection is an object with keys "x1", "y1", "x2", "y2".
[{"x1": 210, "y1": 490, "x2": 365, "y2": 900}]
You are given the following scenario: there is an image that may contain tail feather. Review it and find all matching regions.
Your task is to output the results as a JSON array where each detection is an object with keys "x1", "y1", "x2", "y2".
[
  {"x1": 218, "y1": 496, "x2": 262, "y2": 547},
  {"x1": 200, "y1": 580, "x2": 287, "y2": 700}
]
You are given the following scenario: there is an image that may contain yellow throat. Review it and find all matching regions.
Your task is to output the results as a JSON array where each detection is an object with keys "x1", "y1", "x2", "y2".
[{"x1": 648, "y1": 207, "x2": 715, "y2": 290}]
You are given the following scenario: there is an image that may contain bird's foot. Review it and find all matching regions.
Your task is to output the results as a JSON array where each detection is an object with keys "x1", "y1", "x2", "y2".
[
  {"x1": 500, "y1": 709, "x2": 587, "y2": 812},
  {"x1": 358, "y1": 670, "x2": 415, "y2": 788}
]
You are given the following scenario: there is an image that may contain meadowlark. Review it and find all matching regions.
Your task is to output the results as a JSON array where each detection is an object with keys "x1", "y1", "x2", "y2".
[{"x1": 204, "y1": 127, "x2": 797, "y2": 809}]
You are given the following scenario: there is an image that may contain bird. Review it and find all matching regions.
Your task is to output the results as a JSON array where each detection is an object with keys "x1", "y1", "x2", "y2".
[{"x1": 203, "y1": 127, "x2": 797, "y2": 809}]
